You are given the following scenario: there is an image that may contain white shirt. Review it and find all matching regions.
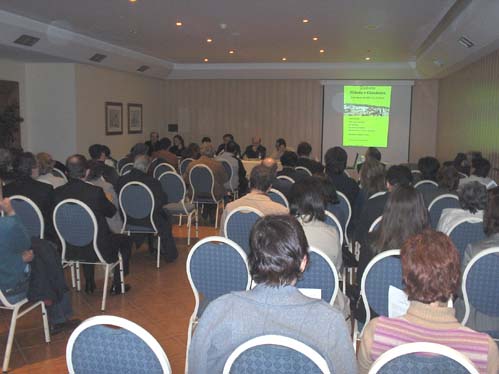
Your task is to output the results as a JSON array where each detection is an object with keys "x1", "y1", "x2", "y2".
[
  {"x1": 437, "y1": 208, "x2": 483, "y2": 234},
  {"x1": 37, "y1": 173, "x2": 66, "y2": 189}
]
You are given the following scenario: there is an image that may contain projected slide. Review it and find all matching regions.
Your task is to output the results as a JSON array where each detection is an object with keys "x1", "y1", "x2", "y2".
[{"x1": 343, "y1": 86, "x2": 392, "y2": 147}]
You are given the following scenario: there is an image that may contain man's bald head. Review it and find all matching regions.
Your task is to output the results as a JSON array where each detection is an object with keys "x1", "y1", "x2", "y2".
[{"x1": 261, "y1": 157, "x2": 278, "y2": 175}]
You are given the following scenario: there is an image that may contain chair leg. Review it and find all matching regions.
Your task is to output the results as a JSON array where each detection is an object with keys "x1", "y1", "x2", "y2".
[
  {"x1": 215, "y1": 203, "x2": 219, "y2": 229},
  {"x1": 76, "y1": 262, "x2": 81, "y2": 292},
  {"x1": 102, "y1": 265, "x2": 110, "y2": 311},
  {"x1": 70, "y1": 264, "x2": 76, "y2": 288},
  {"x1": 3, "y1": 306, "x2": 20, "y2": 373},
  {"x1": 195, "y1": 209, "x2": 199, "y2": 238},
  {"x1": 187, "y1": 214, "x2": 192, "y2": 246},
  {"x1": 156, "y1": 236, "x2": 161, "y2": 269},
  {"x1": 119, "y1": 255, "x2": 125, "y2": 294},
  {"x1": 179, "y1": 215, "x2": 182, "y2": 226},
  {"x1": 40, "y1": 302, "x2": 50, "y2": 343}
]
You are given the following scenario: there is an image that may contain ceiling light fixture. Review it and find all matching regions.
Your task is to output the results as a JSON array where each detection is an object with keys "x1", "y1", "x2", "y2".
[
  {"x1": 365, "y1": 56, "x2": 371, "y2": 61},
  {"x1": 282, "y1": 57, "x2": 287, "y2": 61},
  {"x1": 203, "y1": 58, "x2": 209, "y2": 62},
  {"x1": 206, "y1": 38, "x2": 213, "y2": 43},
  {"x1": 302, "y1": 19, "x2": 310, "y2": 23},
  {"x1": 312, "y1": 37, "x2": 319, "y2": 41},
  {"x1": 129, "y1": 0, "x2": 137, "y2": 3},
  {"x1": 175, "y1": 21, "x2": 183, "y2": 27},
  {"x1": 319, "y1": 49, "x2": 325, "y2": 53},
  {"x1": 229, "y1": 50, "x2": 235, "y2": 54}
]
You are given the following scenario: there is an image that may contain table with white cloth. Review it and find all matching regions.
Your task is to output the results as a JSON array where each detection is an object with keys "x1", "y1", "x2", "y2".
[{"x1": 242, "y1": 159, "x2": 282, "y2": 175}]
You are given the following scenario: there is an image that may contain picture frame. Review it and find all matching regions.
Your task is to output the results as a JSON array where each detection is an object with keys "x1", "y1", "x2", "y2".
[
  {"x1": 105, "y1": 102, "x2": 123, "y2": 135},
  {"x1": 128, "y1": 103, "x2": 143, "y2": 134}
]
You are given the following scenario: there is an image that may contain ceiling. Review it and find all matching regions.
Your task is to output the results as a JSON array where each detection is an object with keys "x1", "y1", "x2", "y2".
[{"x1": 0, "y1": 0, "x2": 456, "y2": 64}]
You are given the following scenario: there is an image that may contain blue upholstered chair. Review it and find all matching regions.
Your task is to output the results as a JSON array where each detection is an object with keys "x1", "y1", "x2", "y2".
[
  {"x1": 327, "y1": 191, "x2": 351, "y2": 245},
  {"x1": 180, "y1": 158, "x2": 194, "y2": 176},
  {"x1": 4, "y1": 195, "x2": 44, "y2": 239},
  {"x1": 119, "y1": 181, "x2": 162, "y2": 268},
  {"x1": 369, "y1": 216, "x2": 383, "y2": 233},
  {"x1": 462, "y1": 247, "x2": 499, "y2": 340},
  {"x1": 295, "y1": 166, "x2": 312, "y2": 177},
  {"x1": 116, "y1": 157, "x2": 128, "y2": 173},
  {"x1": 223, "y1": 335, "x2": 331, "y2": 374},
  {"x1": 267, "y1": 188, "x2": 289, "y2": 209},
  {"x1": 185, "y1": 236, "x2": 250, "y2": 372},
  {"x1": 224, "y1": 206, "x2": 264, "y2": 254},
  {"x1": 428, "y1": 194, "x2": 460, "y2": 229},
  {"x1": 119, "y1": 162, "x2": 134, "y2": 176},
  {"x1": 369, "y1": 191, "x2": 387, "y2": 200},
  {"x1": 414, "y1": 180, "x2": 438, "y2": 196},
  {"x1": 66, "y1": 315, "x2": 171, "y2": 374},
  {"x1": 52, "y1": 167, "x2": 68, "y2": 182},
  {"x1": 53, "y1": 199, "x2": 125, "y2": 311},
  {"x1": 153, "y1": 162, "x2": 176, "y2": 179},
  {"x1": 159, "y1": 171, "x2": 198, "y2": 245},
  {"x1": 219, "y1": 159, "x2": 238, "y2": 199},
  {"x1": 369, "y1": 342, "x2": 479, "y2": 374},
  {"x1": 324, "y1": 211, "x2": 344, "y2": 247},
  {"x1": 295, "y1": 247, "x2": 339, "y2": 305},
  {"x1": 447, "y1": 219, "x2": 486, "y2": 261}
]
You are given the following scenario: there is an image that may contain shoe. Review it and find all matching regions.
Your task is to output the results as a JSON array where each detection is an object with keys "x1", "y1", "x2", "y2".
[
  {"x1": 63, "y1": 319, "x2": 82, "y2": 330},
  {"x1": 49, "y1": 324, "x2": 64, "y2": 335},
  {"x1": 110, "y1": 284, "x2": 131, "y2": 295}
]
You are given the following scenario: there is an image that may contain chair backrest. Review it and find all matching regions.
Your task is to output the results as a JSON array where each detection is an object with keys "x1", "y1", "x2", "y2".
[
  {"x1": 428, "y1": 194, "x2": 460, "y2": 228},
  {"x1": 158, "y1": 172, "x2": 186, "y2": 204},
  {"x1": 295, "y1": 166, "x2": 312, "y2": 177},
  {"x1": 369, "y1": 216, "x2": 383, "y2": 233},
  {"x1": 224, "y1": 206, "x2": 264, "y2": 254},
  {"x1": 361, "y1": 249, "x2": 402, "y2": 331},
  {"x1": 447, "y1": 219, "x2": 485, "y2": 260},
  {"x1": 462, "y1": 247, "x2": 499, "y2": 326},
  {"x1": 66, "y1": 315, "x2": 171, "y2": 374},
  {"x1": 223, "y1": 335, "x2": 330, "y2": 374},
  {"x1": 369, "y1": 191, "x2": 387, "y2": 200},
  {"x1": 189, "y1": 164, "x2": 216, "y2": 202},
  {"x1": 267, "y1": 188, "x2": 289, "y2": 209},
  {"x1": 295, "y1": 247, "x2": 339, "y2": 305},
  {"x1": 7, "y1": 195, "x2": 44, "y2": 239},
  {"x1": 119, "y1": 162, "x2": 134, "y2": 176},
  {"x1": 276, "y1": 175, "x2": 295, "y2": 184},
  {"x1": 330, "y1": 191, "x2": 352, "y2": 244},
  {"x1": 119, "y1": 181, "x2": 157, "y2": 232},
  {"x1": 52, "y1": 167, "x2": 68, "y2": 182},
  {"x1": 219, "y1": 159, "x2": 237, "y2": 192},
  {"x1": 186, "y1": 236, "x2": 250, "y2": 319},
  {"x1": 53, "y1": 199, "x2": 105, "y2": 263},
  {"x1": 369, "y1": 342, "x2": 479, "y2": 374},
  {"x1": 180, "y1": 158, "x2": 194, "y2": 176},
  {"x1": 414, "y1": 180, "x2": 438, "y2": 195},
  {"x1": 324, "y1": 211, "x2": 344, "y2": 247},
  {"x1": 153, "y1": 163, "x2": 176, "y2": 179},
  {"x1": 116, "y1": 157, "x2": 128, "y2": 172}
]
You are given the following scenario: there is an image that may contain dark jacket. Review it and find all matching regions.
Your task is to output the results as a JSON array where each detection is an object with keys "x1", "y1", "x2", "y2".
[
  {"x1": 327, "y1": 172, "x2": 359, "y2": 209},
  {"x1": 242, "y1": 145, "x2": 266, "y2": 159},
  {"x1": 277, "y1": 167, "x2": 305, "y2": 183},
  {"x1": 354, "y1": 192, "x2": 389, "y2": 247},
  {"x1": 297, "y1": 157, "x2": 324, "y2": 175}
]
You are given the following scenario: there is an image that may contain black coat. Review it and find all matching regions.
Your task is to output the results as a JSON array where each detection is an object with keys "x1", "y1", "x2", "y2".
[{"x1": 297, "y1": 157, "x2": 324, "y2": 175}]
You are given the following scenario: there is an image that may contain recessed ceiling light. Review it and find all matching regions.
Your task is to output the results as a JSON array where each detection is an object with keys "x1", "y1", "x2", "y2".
[
  {"x1": 365, "y1": 24, "x2": 380, "y2": 31},
  {"x1": 282, "y1": 57, "x2": 287, "y2": 61},
  {"x1": 129, "y1": 0, "x2": 137, "y2": 3},
  {"x1": 175, "y1": 21, "x2": 183, "y2": 27},
  {"x1": 203, "y1": 58, "x2": 209, "y2": 62},
  {"x1": 206, "y1": 38, "x2": 213, "y2": 43},
  {"x1": 229, "y1": 50, "x2": 235, "y2": 54},
  {"x1": 302, "y1": 19, "x2": 310, "y2": 23},
  {"x1": 312, "y1": 37, "x2": 319, "y2": 41},
  {"x1": 319, "y1": 49, "x2": 325, "y2": 53},
  {"x1": 365, "y1": 56, "x2": 371, "y2": 61}
]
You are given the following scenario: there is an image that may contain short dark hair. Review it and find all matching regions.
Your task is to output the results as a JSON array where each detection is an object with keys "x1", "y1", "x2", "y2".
[
  {"x1": 458, "y1": 181, "x2": 487, "y2": 213},
  {"x1": 86, "y1": 159, "x2": 105, "y2": 181},
  {"x1": 183, "y1": 143, "x2": 200, "y2": 160},
  {"x1": 276, "y1": 138, "x2": 286, "y2": 147},
  {"x1": 325, "y1": 146, "x2": 347, "y2": 175},
  {"x1": 484, "y1": 187, "x2": 499, "y2": 236},
  {"x1": 131, "y1": 143, "x2": 148, "y2": 159},
  {"x1": 66, "y1": 154, "x2": 87, "y2": 179},
  {"x1": 88, "y1": 144, "x2": 104, "y2": 160},
  {"x1": 418, "y1": 157, "x2": 440, "y2": 181},
  {"x1": 297, "y1": 142, "x2": 312, "y2": 157},
  {"x1": 158, "y1": 137, "x2": 172, "y2": 150},
  {"x1": 437, "y1": 165, "x2": 459, "y2": 191},
  {"x1": 226, "y1": 141, "x2": 237, "y2": 154},
  {"x1": 366, "y1": 147, "x2": 381, "y2": 161},
  {"x1": 223, "y1": 133, "x2": 234, "y2": 140},
  {"x1": 290, "y1": 177, "x2": 326, "y2": 222},
  {"x1": 173, "y1": 135, "x2": 185, "y2": 147},
  {"x1": 250, "y1": 165, "x2": 274, "y2": 192},
  {"x1": 201, "y1": 137, "x2": 211, "y2": 143},
  {"x1": 402, "y1": 230, "x2": 460, "y2": 303},
  {"x1": 14, "y1": 152, "x2": 36, "y2": 178},
  {"x1": 0, "y1": 148, "x2": 13, "y2": 179},
  {"x1": 101, "y1": 145, "x2": 111, "y2": 157},
  {"x1": 248, "y1": 215, "x2": 309, "y2": 286},
  {"x1": 386, "y1": 165, "x2": 413, "y2": 187},
  {"x1": 280, "y1": 151, "x2": 298, "y2": 167},
  {"x1": 473, "y1": 158, "x2": 491, "y2": 178}
]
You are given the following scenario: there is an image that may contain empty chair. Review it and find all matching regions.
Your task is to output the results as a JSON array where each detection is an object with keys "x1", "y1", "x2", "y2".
[
  {"x1": 447, "y1": 219, "x2": 486, "y2": 260},
  {"x1": 159, "y1": 171, "x2": 198, "y2": 245},
  {"x1": 119, "y1": 162, "x2": 134, "y2": 176},
  {"x1": 67, "y1": 315, "x2": 171, "y2": 374},
  {"x1": 180, "y1": 158, "x2": 194, "y2": 176},
  {"x1": 153, "y1": 162, "x2": 176, "y2": 179},
  {"x1": 267, "y1": 188, "x2": 289, "y2": 208},
  {"x1": 224, "y1": 206, "x2": 264, "y2": 254},
  {"x1": 223, "y1": 335, "x2": 331, "y2": 374},
  {"x1": 4, "y1": 195, "x2": 44, "y2": 239},
  {"x1": 295, "y1": 166, "x2": 312, "y2": 177},
  {"x1": 428, "y1": 194, "x2": 460, "y2": 228}
]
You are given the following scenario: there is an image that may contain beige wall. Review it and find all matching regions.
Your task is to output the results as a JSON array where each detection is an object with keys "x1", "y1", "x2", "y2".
[{"x1": 438, "y1": 49, "x2": 499, "y2": 179}]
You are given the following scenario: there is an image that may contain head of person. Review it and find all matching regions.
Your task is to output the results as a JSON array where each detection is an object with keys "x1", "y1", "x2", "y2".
[
  {"x1": 374, "y1": 185, "x2": 429, "y2": 252},
  {"x1": 66, "y1": 154, "x2": 88, "y2": 180},
  {"x1": 183, "y1": 143, "x2": 201, "y2": 160},
  {"x1": 131, "y1": 143, "x2": 148, "y2": 160},
  {"x1": 484, "y1": 187, "x2": 499, "y2": 236},
  {"x1": 297, "y1": 142, "x2": 312, "y2": 158},
  {"x1": 317, "y1": 175, "x2": 339, "y2": 205},
  {"x1": 222, "y1": 133, "x2": 234, "y2": 145},
  {"x1": 88, "y1": 144, "x2": 105, "y2": 161},
  {"x1": 14, "y1": 152, "x2": 38, "y2": 179},
  {"x1": 251, "y1": 137, "x2": 262, "y2": 147},
  {"x1": 437, "y1": 165, "x2": 460, "y2": 191},
  {"x1": 418, "y1": 156, "x2": 440, "y2": 181},
  {"x1": 386, "y1": 165, "x2": 413, "y2": 191},
  {"x1": 454, "y1": 152, "x2": 470, "y2": 175},
  {"x1": 36, "y1": 152, "x2": 55, "y2": 176},
  {"x1": 472, "y1": 158, "x2": 491, "y2": 178},
  {"x1": 157, "y1": 137, "x2": 172, "y2": 151},
  {"x1": 402, "y1": 230, "x2": 460, "y2": 304},
  {"x1": 0, "y1": 148, "x2": 13, "y2": 180},
  {"x1": 173, "y1": 135, "x2": 184, "y2": 148},
  {"x1": 248, "y1": 215, "x2": 309, "y2": 286},
  {"x1": 325, "y1": 146, "x2": 348, "y2": 175},
  {"x1": 86, "y1": 159, "x2": 105, "y2": 181},
  {"x1": 150, "y1": 131, "x2": 159, "y2": 143},
  {"x1": 275, "y1": 138, "x2": 286, "y2": 152},
  {"x1": 365, "y1": 147, "x2": 381, "y2": 162},
  {"x1": 280, "y1": 151, "x2": 298, "y2": 168},
  {"x1": 458, "y1": 181, "x2": 487, "y2": 213},
  {"x1": 201, "y1": 137, "x2": 211, "y2": 144},
  {"x1": 133, "y1": 155, "x2": 150, "y2": 173},
  {"x1": 199, "y1": 143, "x2": 215, "y2": 158},
  {"x1": 101, "y1": 145, "x2": 111, "y2": 158},
  {"x1": 360, "y1": 158, "x2": 386, "y2": 196},
  {"x1": 250, "y1": 164, "x2": 274, "y2": 192},
  {"x1": 290, "y1": 177, "x2": 326, "y2": 223},
  {"x1": 261, "y1": 157, "x2": 278, "y2": 175},
  {"x1": 225, "y1": 141, "x2": 237, "y2": 155}
]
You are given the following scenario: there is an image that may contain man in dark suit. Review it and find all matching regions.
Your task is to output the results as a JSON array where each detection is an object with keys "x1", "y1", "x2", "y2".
[
  {"x1": 242, "y1": 137, "x2": 266, "y2": 159},
  {"x1": 117, "y1": 154, "x2": 178, "y2": 262},
  {"x1": 296, "y1": 142, "x2": 324, "y2": 175},
  {"x1": 88, "y1": 144, "x2": 119, "y2": 187},
  {"x1": 216, "y1": 134, "x2": 241, "y2": 158},
  {"x1": 53, "y1": 155, "x2": 132, "y2": 294}
]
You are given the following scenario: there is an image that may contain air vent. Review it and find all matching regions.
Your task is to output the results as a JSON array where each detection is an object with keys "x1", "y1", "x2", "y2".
[
  {"x1": 458, "y1": 36, "x2": 474, "y2": 48},
  {"x1": 89, "y1": 53, "x2": 107, "y2": 63},
  {"x1": 13, "y1": 34, "x2": 40, "y2": 47},
  {"x1": 137, "y1": 65, "x2": 150, "y2": 72}
]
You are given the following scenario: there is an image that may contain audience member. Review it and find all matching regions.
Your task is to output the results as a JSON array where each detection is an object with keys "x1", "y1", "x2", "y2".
[
  {"x1": 54, "y1": 154, "x2": 132, "y2": 294},
  {"x1": 437, "y1": 181, "x2": 487, "y2": 233},
  {"x1": 325, "y1": 146, "x2": 359, "y2": 207},
  {"x1": 358, "y1": 230, "x2": 499, "y2": 374},
  {"x1": 242, "y1": 136, "x2": 266, "y2": 159},
  {"x1": 277, "y1": 151, "x2": 303, "y2": 182},
  {"x1": 144, "y1": 131, "x2": 160, "y2": 156},
  {"x1": 189, "y1": 215, "x2": 357, "y2": 374},
  {"x1": 296, "y1": 141, "x2": 324, "y2": 175},
  {"x1": 459, "y1": 157, "x2": 497, "y2": 189},
  {"x1": 261, "y1": 157, "x2": 293, "y2": 198},
  {"x1": 182, "y1": 143, "x2": 201, "y2": 160},
  {"x1": 117, "y1": 154, "x2": 178, "y2": 262},
  {"x1": 215, "y1": 140, "x2": 239, "y2": 193},
  {"x1": 36, "y1": 152, "x2": 66, "y2": 188},
  {"x1": 201, "y1": 137, "x2": 211, "y2": 144},
  {"x1": 417, "y1": 156, "x2": 440, "y2": 181},
  {"x1": 152, "y1": 137, "x2": 178, "y2": 168},
  {"x1": 88, "y1": 144, "x2": 119, "y2": 187},
  {"x1": 101, "y1": 145, "x2": 117, "y2": 169},
  {"x1": 170, "y1": 134, "x2": 185, "y2": 157},
  {"x1": 270, "y1": 138, "x2": 289, "y2": 160},
  {"x1": 216, "y1": 133, "x2": 241, "y2": 158},
  {"x1": 454, "y1": 152, "x2": 470, "y2": 176},
  {"x1": 423, "y1": 165, "x2": 460, "y2": 206},
  {"x1": 356, "y1": 147, "x2": 382, "y2": 172},
  {"x1": 219, "y1": 164, "x2": 288, "y2": 236},
  {"x1": 0, "y1": 148, "x2": 15, "y2": 186}
]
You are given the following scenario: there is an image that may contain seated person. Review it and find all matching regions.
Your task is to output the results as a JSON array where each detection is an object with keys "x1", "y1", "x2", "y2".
[
  {"x1": 220, "y1": 164, "x2": 288, "y2": 236},
  {"x1": 424, "y1": 165, "x2": 460, "y2": 207},
  {"x1": 216, "y1": 133, "x2": 241, "y2": 158},
  {"x1": 296, "y1": 141, "x2": 324, "y2": 175},
  {"x1": 242, "y1": 136, "x2": 266, "y2": 159},
  {"x1": 325, "y1": 146, "x2": 359, "y2": 207},
  {"x1": 88, "y1": 144, "x2": 119, "y2": 187},
  {"x1": 215, "y1": 141, "x2": 239, "y2": 193},
  {"x1": 358, "y1": 230, "x2": 499, "y2": 374},
  {"x1": 144, "y1": 131, "x2": 160, "y2": 156},
  {"x1": 261, "y1": 157, "x2": 293, "y2": 198},
  {"x1": 189, "y1": 215, "x2": 357, "y2": 374},
  {"x1": 437, "y1": 181, "x2": 486, "y2": 234},
  {"x1": 459, "y1": 157, "x2": 497, "y2": 190},
  {"x1": 152, "y1": 137, "x2": 178, "y2": 168},
  {"x1": 181, "y1": 143, "x2": 201, "y2": 160},
  {"x1": 270, "y1": 138, "x2": 291, "y2": 160},
  {"x1": 101, "y1": 145, "x2": 117, "y2": 169},
  {"x1": 356, "y1": 147, "x2": 382, "y2": 172},
  {"x1": 277, "y1": 151, "x2": 303, "y2": 182},
  {"x1": 201, "y1": 137, "x2": 211, "y2": 145},
  {"x1": 0, "y1": 148, "x2": 16, "y2": 185},
  {"x1": 170, "y1": 135, "x2": 185, "y2": 157},
  {"x1": 36, "y1": 152, "x2": 66, "y2": 188},
  {"x1": 417, "y1": 156, "x2": 440, "y2": 182}
]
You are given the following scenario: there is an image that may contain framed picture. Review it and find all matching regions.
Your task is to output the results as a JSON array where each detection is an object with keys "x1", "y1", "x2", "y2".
[
  {"x1": 105, "y1": 102, "x2": 123, "y2": 135},
  {"x1": 128, "y1": 103, "x2": 143, "y2": 134}
]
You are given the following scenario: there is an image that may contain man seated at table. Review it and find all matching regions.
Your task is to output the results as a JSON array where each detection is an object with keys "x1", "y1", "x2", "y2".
[
  {"x1": 242, "y1": 136, "x2": 266, "y2": 159},
  {"x1": 216, "y1": 134, "x2": 241, "y2": 158}
]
